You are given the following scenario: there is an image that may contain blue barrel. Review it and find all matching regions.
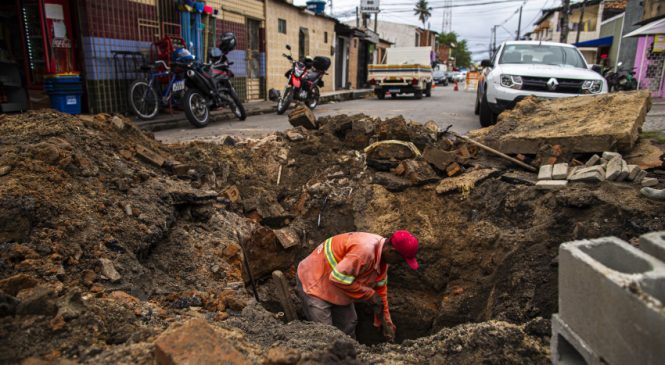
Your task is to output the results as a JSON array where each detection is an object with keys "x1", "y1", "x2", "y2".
[
  {"x1": 306, "y1": 0, "x2": 326, "y2": 14},
  {"x1": 44, "y1": 76, "x2": 83, "y2": 114}
]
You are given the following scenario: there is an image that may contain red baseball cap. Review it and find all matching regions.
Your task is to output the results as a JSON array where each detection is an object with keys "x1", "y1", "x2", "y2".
[{"x1": 390, "y1": 230, "x2": 419, "y2": 270}]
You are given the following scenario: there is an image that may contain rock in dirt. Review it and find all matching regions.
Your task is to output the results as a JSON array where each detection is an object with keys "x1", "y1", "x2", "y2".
[
  {"x1": 16, "y1": 285, "x2": 58, "y2": 316},
  {"x1": 473, "y1": 90, "x2": 651, "y2": 154},
  {"x1": 99, "y1": 258, "x2": 122, "y2": 283},
  {"x1": 394, "y1": 159, "x2": 440, "y2": 185},
  {"x1": 642, "y1": 177, "x2": 659, "y2": 187},
  {"x1": 154, "y1": 318, "x2": 250, "y2": 365},
  {"x1": 288, "y1": 106, "x2": 318, "y2": 130},
  {"x1": 135, "y1": 145, "x2": 167, "y2": 167},
  {"x1": 423, "y1": 146, "x2": 456, "y2": 171}
]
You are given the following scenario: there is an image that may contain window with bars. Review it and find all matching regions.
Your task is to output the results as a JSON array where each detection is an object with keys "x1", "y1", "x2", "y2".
[{"x1": 278, "y1": 19, "x2": 286, "y2": 34}]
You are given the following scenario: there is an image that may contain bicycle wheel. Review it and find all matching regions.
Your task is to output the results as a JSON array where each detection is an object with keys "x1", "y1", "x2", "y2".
[{"x1": 128, "y1": 80, "x2": 159, "y2": 120}]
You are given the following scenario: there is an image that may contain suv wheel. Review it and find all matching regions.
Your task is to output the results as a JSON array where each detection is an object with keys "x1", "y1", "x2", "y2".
[{"x1": 478, "y1": 92, "x2": 496, "y2": 127}]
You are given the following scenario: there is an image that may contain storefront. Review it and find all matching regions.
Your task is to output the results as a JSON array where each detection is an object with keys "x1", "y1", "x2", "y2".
[
  {"x1": 626, "y1": 17, "x2": 665, "y2": 98},
  {"x1": 1, "y1": 0, "x2": 79, "y2": 112}
]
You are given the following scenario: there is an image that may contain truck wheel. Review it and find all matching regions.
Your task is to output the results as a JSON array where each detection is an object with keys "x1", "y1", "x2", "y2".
[
  {"x1": 425, "y1": 83, "x2": 432, "y2": 97},
  {"x1": 478, "y1": 93, "x2": 496, "y2": 127},
  {"x1": 377, "y1": 90, "x2": 386, "y2": 100},
  {"x1": 391, "y1": 92, "x2": 398, "y2": 99},
  {"x1": 414, "y1": 90, "x2": 423, "y2": 100}
]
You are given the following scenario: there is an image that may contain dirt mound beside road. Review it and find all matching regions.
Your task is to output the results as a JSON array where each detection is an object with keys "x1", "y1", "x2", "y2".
[{"x1": 1, "y1": 110, "x2": 663, "y2": 364}]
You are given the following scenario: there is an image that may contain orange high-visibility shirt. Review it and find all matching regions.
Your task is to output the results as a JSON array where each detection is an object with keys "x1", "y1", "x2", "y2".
[{"x1": 297, "y1": 232, "x2": 392, "y2": 325}]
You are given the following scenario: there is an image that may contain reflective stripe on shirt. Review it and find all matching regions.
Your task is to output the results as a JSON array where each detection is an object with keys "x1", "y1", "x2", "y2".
[{"x1": 325, "y1": 237, "x2": 356, "y2": 285}]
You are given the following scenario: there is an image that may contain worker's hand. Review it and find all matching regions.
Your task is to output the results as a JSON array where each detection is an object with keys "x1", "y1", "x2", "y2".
[
  {"x1": 382, "y1": 321, "x2": 396, "y2": 343},
  {"x1": 370, "y1": 293, "x2": 384, "y2": 314}
]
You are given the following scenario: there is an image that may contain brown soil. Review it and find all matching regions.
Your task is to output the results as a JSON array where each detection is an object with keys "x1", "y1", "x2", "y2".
[{"x1": 1, "y1": 110, "x2": 664, "y2": 365}]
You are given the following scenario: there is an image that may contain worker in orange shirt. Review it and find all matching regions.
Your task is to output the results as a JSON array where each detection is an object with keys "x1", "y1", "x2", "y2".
[{"x1": 296, "y1": 231, "x2": 419, "y2": 342}]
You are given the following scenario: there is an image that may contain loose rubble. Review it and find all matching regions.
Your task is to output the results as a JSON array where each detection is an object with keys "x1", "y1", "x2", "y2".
[{"x1": 0, "y1": 109, "x2": 664, "y2": 364}]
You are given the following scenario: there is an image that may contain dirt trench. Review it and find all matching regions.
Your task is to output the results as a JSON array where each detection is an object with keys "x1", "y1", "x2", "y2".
[{"x1": 0, "y1": 110, "x2": 663, "y2": 364}]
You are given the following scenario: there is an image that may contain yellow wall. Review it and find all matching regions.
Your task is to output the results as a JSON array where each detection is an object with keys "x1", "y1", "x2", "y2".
[
  {"x1": 218, "y1": 0, "x2": 265, "y2": 21},
  {"x1": 265, "y1": 0, "x2": 336, "y2": 92}
]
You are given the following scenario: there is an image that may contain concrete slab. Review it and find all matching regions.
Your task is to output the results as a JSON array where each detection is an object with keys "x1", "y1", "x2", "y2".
[
  {"x1": 584, "y1": 154, "x2": 600, "y2": 167},
  {"x1": 557, "y1": 236, "x2": 665, "y2": 365},
  {"x1": 474, "y1": 90, "x2": 651, "y2": 154}
]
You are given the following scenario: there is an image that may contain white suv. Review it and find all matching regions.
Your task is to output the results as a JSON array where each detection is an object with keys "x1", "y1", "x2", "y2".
[{"x1": 475, "y1": 41, "x2": 607, "y2": 127}]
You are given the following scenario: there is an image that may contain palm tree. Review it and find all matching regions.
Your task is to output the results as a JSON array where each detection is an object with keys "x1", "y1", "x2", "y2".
[{"x1": 413, "y1": 0, "x2": 432, "y2": 28}]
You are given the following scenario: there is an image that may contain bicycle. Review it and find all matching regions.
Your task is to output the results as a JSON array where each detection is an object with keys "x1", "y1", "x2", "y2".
[{"x1": 128, "y1": 60, "x2": 186, "y2": 120}]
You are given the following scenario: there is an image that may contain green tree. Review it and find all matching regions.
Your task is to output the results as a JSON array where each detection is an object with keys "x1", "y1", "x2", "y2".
[
  {"x1": 437, "y1": 31, "x2": 472, "y2": 68},
  {"x1": 413, "y1": 0, "x2": 432, "y2": 27}
]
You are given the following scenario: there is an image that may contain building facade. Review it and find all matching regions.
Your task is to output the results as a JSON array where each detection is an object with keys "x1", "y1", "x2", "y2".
[
  {"x1": 265, "y1": 0, "x2": 335, "y2": 94},
  {"x1": 2, "y1": 0, "x2": 267, "y2": 114}
]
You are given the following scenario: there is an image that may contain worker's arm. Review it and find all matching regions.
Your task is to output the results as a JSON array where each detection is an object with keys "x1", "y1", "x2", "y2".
[
  {"x1": 373, "y1": 274, "x2": 393, "y2": 327},
  {"x1": 328, "y1": 253, "x2": 376, "y2": 301}
]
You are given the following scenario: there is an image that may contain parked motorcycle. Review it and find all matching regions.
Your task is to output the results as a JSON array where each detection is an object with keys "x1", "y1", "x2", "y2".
[
  {"x1": 604, "y1": 62, "x2": 638, "y2": 92},
  {"x1": 272, "y1": 45, "x2": 331, "y2": 114},
  {"x1": 182, "y1": 32, "x2": 246, "y2": 128}
]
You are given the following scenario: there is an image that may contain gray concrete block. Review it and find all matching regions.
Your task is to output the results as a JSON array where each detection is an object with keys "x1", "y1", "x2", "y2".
[
  {"x1": 557, "y1": 237, "x2": 665, "y2": 365},
  {"x1": 627, "y1": 164, "x2": 641, "y2": 181},
  {"x1": 584, "y1": 154, "x2": 600, "y2": 167},
  {"x1": 605, "y1": 156, "x2": 622, "y2": 181},
  {"x1": 568, "y1": 171, "x2": 604, "y2": 183},
  {"x1": 616, "y1": 160, "x2": 630, "y2": 182},
  {"x1": 602, "y1": 151, "x2": 622, "y2": 160},
  {"x1": 634, "y1": 170, "x2": 648, "y2": 184},
  {"x1": 538, "y1": 164, "x2": 553, "y2": 180},
  {"x1": 536, "y1": 180, "x2": 568, "y2": 190},
  {"x1": 552, "y1": 163, "x2": 569, "y2": 180},
  {"x1": 642, "y1": 177, "x2": 659, "y2": 187},
  {"x1": 551, "y1": 314, "x2": 602, "y2": 365},
  {"x1": 567, "y1": 166, "x2": 580, "y2": 180},
  {"x1": 640, "y1": 232, "x2": 665, "y2": 264}
]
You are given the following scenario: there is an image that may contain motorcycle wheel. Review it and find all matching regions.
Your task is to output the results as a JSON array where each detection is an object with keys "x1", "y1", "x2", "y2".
[
  {"x1": 277, "y1": 87, "x2": 292, "y2": 115},
  {"x1": 229, "y1": 90, "x2": 246, "y2": 121},
  {"x1": 183, "y1": 88, "x2": 210, "y2": 128},
  {"x1": 128, "y1": 80, "x2": 159, "y2": 120},
  {"x1": 307, "y1": 86, "x2": 320, "y2": 110}
]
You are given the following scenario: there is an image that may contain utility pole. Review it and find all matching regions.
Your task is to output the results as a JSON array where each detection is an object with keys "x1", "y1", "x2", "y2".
[
  {"x1": 356, "y1": 6, "x2": 359, "y2": 28},
  {"x1": 560, "y1": 0, "x2": 571, "y2": 43},
  {"x1": 516, "y1": 5, "x2": 523, "y2": 40},
  {"x1": 576, "y1": 0, "x2": 587, "y2": 44},
  {"x1": 490, "y1": 25, "x2": 497, "y2": 59}
]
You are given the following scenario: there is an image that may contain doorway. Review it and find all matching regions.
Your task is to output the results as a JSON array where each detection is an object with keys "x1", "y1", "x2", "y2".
[{"x1": 246, "y1": 18, "x2": 261, "y2": 100}]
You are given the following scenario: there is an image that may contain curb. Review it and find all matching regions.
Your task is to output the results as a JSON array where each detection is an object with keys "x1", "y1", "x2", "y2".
[{"x1": 135, "y1": 89, "x2": 372, "y2": 132}]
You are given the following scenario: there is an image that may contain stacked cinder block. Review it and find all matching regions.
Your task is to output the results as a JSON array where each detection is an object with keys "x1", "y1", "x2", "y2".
[{"x1": 552, "y1": 232, "x2": 665, "y2": 364}]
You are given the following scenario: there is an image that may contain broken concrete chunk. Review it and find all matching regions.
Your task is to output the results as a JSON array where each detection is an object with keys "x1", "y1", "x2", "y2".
[
  {"x1": 273, "y1": 227, "x2": 300, "y2": 249},
  {"x1": 642, "y1": 177, "x2": 659, "y2": 187},
  {"x1": 538, "y1": 165, "x2": 553, "y2": 180},
  {"x1": 446, "y1": 162, "x2": 462, "y2": 177},
  {"x1": 567, "y1": 166, "x2": 580, "y2": 180},
  {"x1": 436, "y1": 168, "x2": 497, "y2": 194},
  {"x1": 135, "y1": 145, "x2": 166, "y2": 167},
  {"x1": 16, "y1": 285, "x2": 57, "y2": 316},
  {"x1": 536, "y1": 180, "x2": 568, "y2": 190},
  {"x1": 605, "y1": 156, "x2": 622, "y2": 181},
  {"x1": 423, "y1": 146, "x2": 456, "y2": 171},
  {"x1": 99, "y1": 258, "x2": 121, "y2": 283},
  {"x1": 110, "y1": 116, "x2": 125, "y2": 130},
  {"x1": 634, "y1": 170, "x2": 648, "y2": 184},
  {"x1": 569, "y1": 170, "x2": 605, "y2": 183},
  {"x1": 602, "y1": 151, "x2": 621, "y2": 160},
  {"x1": 552, "y1": 163, "x2": 569, "y2": 180},
  {"x1": 627, "y1": 165, "x2": 641, "y2": 181},
  {"x1": 287, "y1": 106, "x2": 318, "y2": 130},
  {"x1": 397, "y1": 160, "x2": 440, "y2": 185},
  {"x1": 285, "y1": 130, "x2": 305, "y2": 142},
  {"x1": 155, "y1": 318, "x2": 250, "y2": 365},
  {"x1": 585, "y1": 154, "x2": 600, "y2": 167},
  {"x1": 616, "y1": 160, "x2": 630, "y2": 182}
]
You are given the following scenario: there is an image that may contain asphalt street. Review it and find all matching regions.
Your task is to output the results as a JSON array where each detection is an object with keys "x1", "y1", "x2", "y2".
[{"x1": 155, "y1": 84, "x2": 479, "y2": 143}]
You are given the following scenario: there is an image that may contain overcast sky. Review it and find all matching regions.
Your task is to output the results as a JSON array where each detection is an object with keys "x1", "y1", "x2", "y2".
[{"x1": 294, "y1": 0, "x2": 559, "y2": 60}]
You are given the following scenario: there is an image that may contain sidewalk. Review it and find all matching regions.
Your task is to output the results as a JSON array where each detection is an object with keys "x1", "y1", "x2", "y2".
[{"x1": 133, "y1": 88, "x2": 372, "y2": 132}]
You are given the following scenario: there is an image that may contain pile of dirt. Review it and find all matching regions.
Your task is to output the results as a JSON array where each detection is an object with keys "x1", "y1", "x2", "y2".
[{"x1": 1, "y1": 110, "x2": 664, "y2": 364}]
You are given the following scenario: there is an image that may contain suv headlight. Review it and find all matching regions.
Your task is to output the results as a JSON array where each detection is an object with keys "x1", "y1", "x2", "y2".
[
  {"x1": 581, "y1": 80, "x2": 603, "y2": 94},
  {"x1": 500, "y1": 74, "x2": 523, "y2": 90}
]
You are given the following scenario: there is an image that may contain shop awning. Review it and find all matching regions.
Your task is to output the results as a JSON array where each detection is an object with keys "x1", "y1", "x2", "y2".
[
  {"x1": 573, "y1": 36, "x2": 613, "y2": 47},
  {"x1": 624, "y1": 17, "x2": 665, "y2": 38}
]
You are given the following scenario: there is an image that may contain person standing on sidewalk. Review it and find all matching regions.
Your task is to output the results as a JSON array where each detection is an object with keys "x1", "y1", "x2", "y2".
[{"x1": 296, "y1": 231, "x2": 420, "y2": 342}]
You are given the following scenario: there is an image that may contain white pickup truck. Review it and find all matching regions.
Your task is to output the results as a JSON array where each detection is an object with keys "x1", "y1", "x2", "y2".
[
  {"x1": 369, "y1": 47, "x2": 433, "y2": 99},
  {"x1": 476, "y1": 40, "x2": 608, "y2": 126}
]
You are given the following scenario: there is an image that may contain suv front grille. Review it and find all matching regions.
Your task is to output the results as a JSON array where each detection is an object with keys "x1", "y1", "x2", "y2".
[{"x1": 521, "y1": 76, "x2": 584, "y2": 94}]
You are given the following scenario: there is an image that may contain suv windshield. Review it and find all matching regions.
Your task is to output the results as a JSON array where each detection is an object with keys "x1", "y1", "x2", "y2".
[{"x1": 499, "y1": 44, "x2": 587, "y2": 68}]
